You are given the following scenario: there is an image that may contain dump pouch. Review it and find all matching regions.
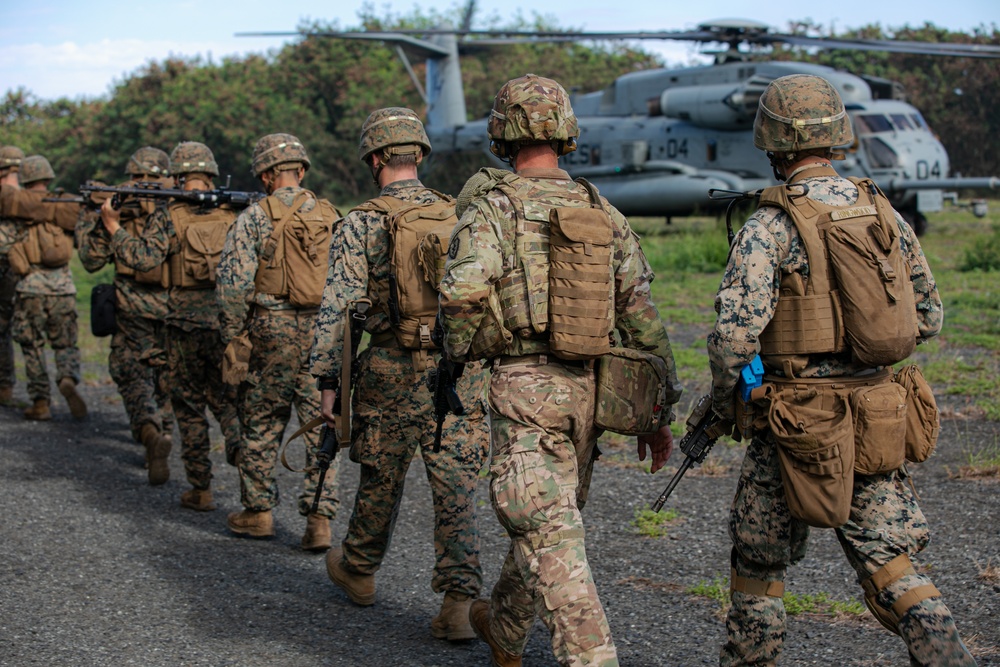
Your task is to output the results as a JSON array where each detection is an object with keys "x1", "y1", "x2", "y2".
[
  {"x1": 594, "y1": 347, "x2": 669, "y2": 435},
  {"x1": 90, "y1": 282, "x2": 117, "y2": 337},
  {"x1": 221, "y1": 331, "x2": 253, "y2": 385},
  {"x1": 769, "y1": 386, "x2": 855, "y2": 528},
  {"x1": 894, "y1": 364, "x2": 940, "y2": 463}
]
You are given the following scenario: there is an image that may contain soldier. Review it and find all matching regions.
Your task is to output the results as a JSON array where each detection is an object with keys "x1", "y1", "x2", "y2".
[
  {"x1": 3, "y1": 155, "x2": 87, "y2": 421},
  {"x1": 707, "y1": 74, "x2": 975, "y2": 666},
  {"x1": 310, "y1": 108, "x2": 491, "y2": 640},
  {"x1": 217, "y1": 133, "x2": 341, "y2": 549},
  {"x1": 77, "y1": 147, "x2": 174, "y2": 479},
  {"x1": 101, "y1": 141, "x2": 239, "y2": 509},
  {"x1": 0, "y1": 146, "x2": 25, "y2": 407},
  {"x1": 438, "y1": 75, "x2": 681, "y2": 667}
]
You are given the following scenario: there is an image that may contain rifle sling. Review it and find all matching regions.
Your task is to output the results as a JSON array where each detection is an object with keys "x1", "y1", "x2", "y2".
[{"x1": 279, "y1": 415, "x2": 325, "y2": 473}]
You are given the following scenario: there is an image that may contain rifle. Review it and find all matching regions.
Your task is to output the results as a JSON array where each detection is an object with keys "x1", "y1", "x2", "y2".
[
  {"x1": 78, "y1": 179, "x2": 262, "y2": 211},
  {"x1": 310, "y1": 423, "x2": 339, "y2": 514},
  {"x1": 651, "y1": 394, "x2": 732, "y2": 512},
  {"x1": 426, "y1": 317, "x2": 465, "y2": 453}
]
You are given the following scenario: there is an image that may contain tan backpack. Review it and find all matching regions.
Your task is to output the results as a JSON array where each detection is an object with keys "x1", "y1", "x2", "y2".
[
  {"x1": 9, "y1": 221, "x2": 73, "y2": 275},
  {"x1": 354, "y1": 192, "x2": 457, "y2": 349},
  {"x1": 253, "y1": 191, "x2": 339, "y2": 309},
  {"x1": 168, "y1": 202, "x2": 236, "y2": 289}
]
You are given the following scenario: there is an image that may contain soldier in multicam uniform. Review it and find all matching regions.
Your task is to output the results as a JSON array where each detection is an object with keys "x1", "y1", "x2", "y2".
[
  {"x1": 310, "y1": 108, "x2": 491, "y2": 641},
  {"x1": 0, "y1": 146, "x2": 25, "y2": 407},
  {"x1": 217, "y1": 133, "x2": 341, "y2": 549},
  {"x1": 77, "y1": 147, "x2": 174, "y2": 478},
  {"x1": 101, "y1": 142, "x2": 239, "y2": 508},
  {"x1": 708, "y1": 74, "x2": 975, "y2": 666},
  {"x1": 2, "y1": 155, "x2": 87, "y2": 421},
  {"x1": 438, "y1": 75, "x2": 680, "y2": 667}
]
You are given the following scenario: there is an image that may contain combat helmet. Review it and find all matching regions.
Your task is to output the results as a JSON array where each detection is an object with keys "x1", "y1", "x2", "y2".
[
  {"x1": 488, "y1": 73, "x2": 579, "y2": 159},
  {"x1": 0, "y1": 146, "x2": 25, "y2": 173},
  {"x1": 20, "y1": 155, "x2": 55, "y2": 185},
  {"x1": 358, "y1": 107, "x2": 431, "y2": 163},
  {"x1": 251, "y1": 133, "x2": 311, "y2": 177},
  {"x1": 126, "y1": 146, "x2": 170, "y2": 176},
  {"x1": 169, "y1": 142, "x2": 219, "y2": 177},
  {"x1": 753, "y1": 74, "x2": 853, "y2": 155}
]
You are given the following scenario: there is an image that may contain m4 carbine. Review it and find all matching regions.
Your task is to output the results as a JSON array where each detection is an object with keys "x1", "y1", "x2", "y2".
[{"x1": 78, "y1": 180, "x2": 262, "y2": 210}]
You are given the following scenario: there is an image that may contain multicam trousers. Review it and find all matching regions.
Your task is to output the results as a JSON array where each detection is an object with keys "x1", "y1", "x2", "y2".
[
  {"x1": 110, "y1": 311, "x2": 173, "y2": 442},
  {"x1": 236, "y1": 310, "x2": 339, "y2": 518},
  {"x1": 486, "y1": 358, "x2": 618, "y2": 667},
  {"x1": 165, "y1": 324, "x2": 239, "y2": 491},
  {"x1": 11, "y1": 294, "x2": 80, "y2": 402},
  {"x1": 721, "y1": 436, "x2": 976, "y2": 667},
  {"x1": 344, "y1": 345, "x2": 489, "y2": 597},
  {"x1": 0, "y1": 258, "x2": 16, "y2": 392}
]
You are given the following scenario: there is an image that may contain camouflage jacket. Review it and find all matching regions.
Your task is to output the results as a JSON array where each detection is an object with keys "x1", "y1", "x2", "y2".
[
  {"x1": 309, "y1": 179, "x2": 439, "y2": 381},
  {"x1": 439, "y1": 167, "x2": 680, "y2": 419},
  {"x1": 111, "y1": 203, "x2": 232, "y2": 331},
  {"x1": 707, "y1": 164, "x2": 943, "y2": 417},
  {"x1": 0, "y1": 215, "x2": 21, "y2": 258},
  {"x1": 77, "y1": 209, "x2": 168, "y2": 321},
  {"x1": 217, "y1": 186, "x2": 327, "y2": 345}
]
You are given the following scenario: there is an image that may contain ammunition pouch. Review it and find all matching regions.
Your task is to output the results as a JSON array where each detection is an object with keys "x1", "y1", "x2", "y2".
[
  {"x1": 594, "y1": 347, "x2": 670, "y2": 435},
  {"x1": 894, "y1": 364, "x2": 940, "y2": 463},
  {"x1": 221, "y1": 331, "x2": 253, "y2": 386},
  {"x1": 850, "y1": 381, "x2": 907, "y2": 475},
  {"x1": 861, "y1": 554, "x2": 941, "y2": 636},
  {"x1": 467, "y1": 289, "x2": 514, "y2": 361}
]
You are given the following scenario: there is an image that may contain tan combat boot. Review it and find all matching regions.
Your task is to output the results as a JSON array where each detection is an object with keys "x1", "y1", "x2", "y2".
[
  {"x1": 24, "y1": 398, "x2": 51, "y2": 421},
  {"x1": 57, "y1": 377, "x2": 87, "y2": 420},
  {"x1": 470, "y1": 599, "x2": 522, "y2": 667},
  {"x1": 140, "y1": 422, "x2": 172, "y2": 485},
  {"x1": 431, "y1": 591, "x2": 476, "y2": 642},
  {"x1": 0, "y1": 385, "x2": 13, "y2": 406},
  {"x1": 180, "y1": 488, "x2": 216, "y2": 512},
  {"x1": 325, "y1": 546, "x2": 375, "y2": 606},
  {"x1": 227, "y1": 509, "x2": 274, "y2": 538},
  {"x1": 301, "y1": 514, "x2": 331, "y2": 552}
]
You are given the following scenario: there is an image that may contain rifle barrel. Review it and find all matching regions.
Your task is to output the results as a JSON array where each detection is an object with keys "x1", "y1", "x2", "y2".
[{"x1": 652, "y1": 457, "x2": 693, "y2": 512}]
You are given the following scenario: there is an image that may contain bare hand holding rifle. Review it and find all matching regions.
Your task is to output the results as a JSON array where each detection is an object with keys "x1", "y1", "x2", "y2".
[{"x1": 651, "y1": 394, "x2": 734, "y2": 512}]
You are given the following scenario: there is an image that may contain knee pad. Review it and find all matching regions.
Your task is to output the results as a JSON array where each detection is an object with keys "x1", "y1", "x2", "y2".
[{"x1": 861, "y1": 554, "x2": 941, "y2": 635}]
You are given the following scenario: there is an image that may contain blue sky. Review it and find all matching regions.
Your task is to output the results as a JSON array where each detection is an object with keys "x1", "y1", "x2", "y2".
[{"x1": 1, "y1": 1, "x2": 997, "y2": 100}]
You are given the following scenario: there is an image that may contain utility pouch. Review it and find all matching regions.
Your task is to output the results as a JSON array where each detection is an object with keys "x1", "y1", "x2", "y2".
[
  {"x1": 770, "y1": 387, "x2": 854, "y2": 528},
  {"x1": 594, "y1": 347, "x2": 669, "y2": 435},
  {"x1": 851, "y1": 382, "x2": 907, "y2": 475},
  {"x1": 467, "y1": 290, "x2": 514, "y2": 361},
  {"x1": 221, "y1": 331, "x2": 253, "y2": 386},
  {"x1": 894, "y1": 364, "x2": 940, "y2": 463},
  {"x1": 7, "y1": 242, "x2": 30, "y2": 276},
  {"x1": 90, "y1": 283, "x2": 117, "y2": 337},
  {"x1": 38, "y1": 223, "x2": 73, "y2": 268}
]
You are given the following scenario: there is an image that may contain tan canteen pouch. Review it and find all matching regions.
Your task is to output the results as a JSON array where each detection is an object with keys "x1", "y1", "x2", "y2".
[
  {"x1": 221, "y1": 331, "x2": 253, "y2": 386},
  {"x1": 594, "y1": 347, "x2": 669, "y2": 436},
  {"x1": 894, "y1": 364, "x2": 940, "y2": 463}
]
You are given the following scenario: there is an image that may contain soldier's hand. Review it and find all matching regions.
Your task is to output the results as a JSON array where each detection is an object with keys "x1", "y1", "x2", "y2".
[
  {"x1": 100, "y1": 197, "x2": 121, "y2": 234},
  {"x1": 637, "y1": 424, "x2": 673, "y2": 474},
  {"x1": 320, "y1": 388, "x2": 338, "y2": 428}
]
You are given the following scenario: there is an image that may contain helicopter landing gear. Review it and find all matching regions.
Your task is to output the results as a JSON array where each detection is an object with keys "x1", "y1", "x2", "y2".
[{"x1": 901, "y1": 207, "x2": 928, "y2": 236}]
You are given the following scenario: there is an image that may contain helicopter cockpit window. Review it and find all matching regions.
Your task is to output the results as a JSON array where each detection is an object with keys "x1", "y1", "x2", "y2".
[
  {"x1": 855, "y1": 114, "x2": 893, "y2": 134},
  {"x1": 890, "y1": 114, "x2": 914, "y2": 131},
  {"x1": 862, "y1": 137, "x2": 899, "y2": 169},
  {"x1": 910, "y1": 113, "x2": 928, "y2": 130}
]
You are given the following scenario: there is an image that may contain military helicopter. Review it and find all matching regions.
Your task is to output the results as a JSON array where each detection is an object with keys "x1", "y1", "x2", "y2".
[{"x1": 243, "y1": 18, "x2": 1000, "y2": 234}]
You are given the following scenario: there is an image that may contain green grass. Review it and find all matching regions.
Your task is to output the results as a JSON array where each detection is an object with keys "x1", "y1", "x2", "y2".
[
  {"x1": 631, "y1": 505, "x2": 680, "y2": 538},
  {"x1": 687, "y1": 575, "x2": 866, "y2": 617}
]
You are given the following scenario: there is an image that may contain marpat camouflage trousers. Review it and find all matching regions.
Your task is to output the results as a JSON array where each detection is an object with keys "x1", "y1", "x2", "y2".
[
  {"x1": 721, "y1": 436, "x2": 976, "y2": 667},
  {"x1": 0, "y1": 258, "x2": 16, "y2": 391},
  {"x1": 236, "y1": 310, "x2": 340, "y2": 518},
  {"x1": 165, "y1": 324, "x2": 239, "y2": 490},
  {"x1": 344, "y1": 345, "x2": 489, "y2": 597},
  {"x1": 109, "y1": 311, "x2": 172, "y2": 442},
  {"x1": 486, "y1": 359, "x2": 618, "y2": 667},
  {"x1": 12, "y1": 293, "x2": 80, "y2": 401}
]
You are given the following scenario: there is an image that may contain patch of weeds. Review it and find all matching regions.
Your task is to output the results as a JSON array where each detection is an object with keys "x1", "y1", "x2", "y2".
[
  {"x1": 959, "y1": 223, "x2": 1000, "y2": 272},
  {"x1": 686, "y1": 575, "x2": 866, "y2": 619},
  {"x1": 976, "y1": 559, "x2": 1000, "y2": 585},
  {"x1": 964, "y1": 633, "x2": 1000, "y2": 658},
  {"x1": 949, "y1": 438, "x2": 1000, "y2": 480},
  {"x1": 687, "y1": 576, "x2": 730, "y2": 611},
  {"x1": 631, "y1": 505, "x2": 680, "y2": 538},
  {"x1": 687, "y1": 453, "x2": 730, "y2": 477}
]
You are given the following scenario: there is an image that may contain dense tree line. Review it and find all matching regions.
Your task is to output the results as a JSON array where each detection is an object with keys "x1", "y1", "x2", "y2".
[{"x1": 1, "y1": 10, "x2": 997, "y2": 205}]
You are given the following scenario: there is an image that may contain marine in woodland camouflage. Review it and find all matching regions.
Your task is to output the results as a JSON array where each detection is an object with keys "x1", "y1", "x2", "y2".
[
  {"x1": 250, "y1": 133, "x2": 311, "y2": 176},
  {"x1": 310, "y1": 179, "x2": 489, "y2": 597},
  {"x1": 753, "y1": 74, "x2": 853, "y2": 154},
  {"x1": 357, "y1": 107, "x2": 430, "y2": 161},
  {"x1": 709, "y1": 166, "x2": 973, "y2": 665},
  {"x1": 216, "y1": 185, "x2": 339, "y2": 518}
]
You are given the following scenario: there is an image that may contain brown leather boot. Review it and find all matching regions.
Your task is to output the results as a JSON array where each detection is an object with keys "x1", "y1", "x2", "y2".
[
  {"x1": 431, "y1": 591, "x2": 476, "y2": 642},
  {"x1": 301, "y1": 514, "x2": 331, "y2": 552},
  {"x1": 180, "y1": 488, "x2": 216, "y2": 512},
  {"x1": 227, "y1": 509, "x2": 274, "y2": 538},
  {"x1": 470, "y1": 599, "x2": 522, "y2": 667},
  {"x1": 24, "y1": 398, "x2": 51, "y2": 421},
  {"x1": 325, "y1": 547, "x2": 375, "y2": 606},
  {"x1": 0, "y1": 385, "x2": 13, "y2": 406},
  {"x1": 58, "y1": 377, "x2": 87, "y2": 420},
  {"x1": 140, "y1": 422, "x2": 172, "y2": 485}
]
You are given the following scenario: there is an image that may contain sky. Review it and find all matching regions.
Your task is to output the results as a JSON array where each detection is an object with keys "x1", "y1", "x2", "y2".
[{"x1": 1, "y1": 1, "x2": 997, "y2": 101}]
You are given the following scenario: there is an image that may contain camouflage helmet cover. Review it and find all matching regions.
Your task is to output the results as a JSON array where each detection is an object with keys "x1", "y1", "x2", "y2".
[
  {"x1": 126, "y1": 146, "x2": 170, "y2": 176},
  {"x1": 488, "y1": 73, "x2": 579, "y2": 155},
  {"x1": 169, "y1": 141, "x2": 219, "y2": 177},
  {"x1": 358, "y1": 107, "x2": 431, "y2": 163},
  {"x1": 0, "y1": 145, "x2": 25, "y2": 172},
  {"x1": 251, "y1": 133, "x2": 311, "y2": 176},
  {"x1": 753, "y1": 74, "x2": 853, "y2": 154},
  {"x1": 20, "y1": 155, "x2": 55, "y2": 184}
]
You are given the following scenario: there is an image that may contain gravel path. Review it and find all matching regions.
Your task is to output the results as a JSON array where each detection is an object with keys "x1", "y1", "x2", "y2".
[{"x1": 1, "y1": 373, "x2": 998, "y2": 666}]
